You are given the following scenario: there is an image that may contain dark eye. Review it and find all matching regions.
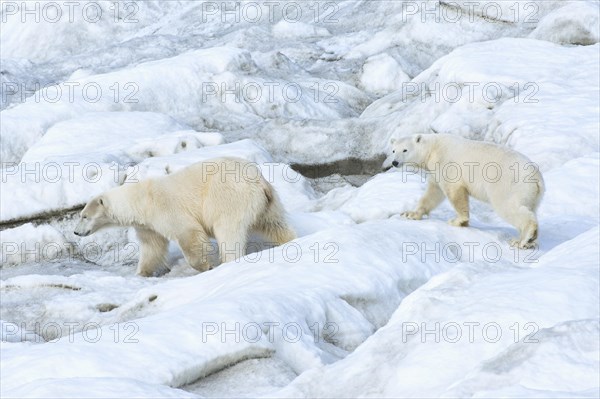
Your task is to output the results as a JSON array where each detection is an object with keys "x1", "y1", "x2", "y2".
[
  {"x1": 403, "y1": 149, "x2": 408, "y2": 153},
  {"x1": 83, "y1": 216, "x2": 87, "y2": 219},
  {"x1": 392, "y1": 150, "x2": 395, "y2": 153}
]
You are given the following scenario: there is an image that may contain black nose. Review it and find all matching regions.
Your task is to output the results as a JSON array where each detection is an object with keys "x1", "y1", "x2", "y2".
[{"x1": 392, "y1": 161, "x2": 399, "y2": 167}]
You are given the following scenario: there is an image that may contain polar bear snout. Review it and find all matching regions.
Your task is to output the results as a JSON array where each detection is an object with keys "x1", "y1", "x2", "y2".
[
  {"x1": 73, "y1": 228, "x2": 90, "y2": 237},
  {"x1": 73, "y1": 220, "x2": 92, "y2": 237},
  {"x1": 381, "y1": 154, "x2": 396, "y2": 171}
]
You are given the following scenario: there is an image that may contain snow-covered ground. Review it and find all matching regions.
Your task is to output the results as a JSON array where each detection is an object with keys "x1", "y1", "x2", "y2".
[{"x1": 1, "y1": 1, "x2": 599, "y2": 397}]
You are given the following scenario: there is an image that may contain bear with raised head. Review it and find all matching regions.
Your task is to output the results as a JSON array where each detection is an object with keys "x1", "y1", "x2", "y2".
[
  {"x1": 384, "y1": 134, "x2": 544, "y2": 249},
  {"x1": 74, "y1": 157, "x2": 296, "y2": 276}
]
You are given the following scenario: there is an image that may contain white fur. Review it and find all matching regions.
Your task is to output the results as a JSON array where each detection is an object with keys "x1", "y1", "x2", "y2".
[
  {"x1": 385, "y1": 134, "x2": 545, "y2": 248},
  {"x1": 74, "y1": 157, "x2": 296, "y2": 276}
]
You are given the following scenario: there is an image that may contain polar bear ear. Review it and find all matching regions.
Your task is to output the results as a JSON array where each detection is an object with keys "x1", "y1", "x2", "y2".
[
  {"x1": 415, "y1": 135, "x2": 422, "y2": 143},
  {"x1": 390, "y1": 138, "x2": 396, "y2": 145}
]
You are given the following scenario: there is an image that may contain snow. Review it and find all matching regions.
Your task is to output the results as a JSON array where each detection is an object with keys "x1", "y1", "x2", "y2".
[
  {"x1": 1, "y1": 46, "x2": 368, "y2": 164},
  {"x1": 277, "y1": 227, "x2": 600, "y2": 398},
  {"x1": 272, "y1": 20, "x2": 331, "y2": 39},
  {"x1": 1, "y1": 0, "x2": 599, "y2": 397},
  {"x1": 0, "y1": 223, "x2": 70, "y2": 266},
  {"x1": 21, "y1": 112, "x2": 194, "y2": 163},
  {"x1": 530, "y1": 1, "x2": 600, "y2": 45},
  {"x1": 6, "y1": 378, "x2": 197, "y2": 399},
  {"x1": 360, "y1": 53, "x2": 410, "y2": 96}
]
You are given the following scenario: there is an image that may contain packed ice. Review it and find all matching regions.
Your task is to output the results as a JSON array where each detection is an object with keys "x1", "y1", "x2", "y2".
[{"x1": 1, "y1": 1, "x2": 598, "y2": 397}]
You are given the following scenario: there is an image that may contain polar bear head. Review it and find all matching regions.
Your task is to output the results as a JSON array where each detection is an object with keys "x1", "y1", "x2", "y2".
[
  {"x1": 384, "y1": 134, "x2": 427, "y2": 170},
  {"x1": 74, "y1": 196, "x2": 113, "y2": 237}
]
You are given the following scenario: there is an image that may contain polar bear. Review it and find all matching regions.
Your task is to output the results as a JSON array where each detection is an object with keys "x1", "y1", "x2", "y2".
[
  {"x1": 384, "y1": 134, "x2": 544, "y2": 248},
  {"x1": 74, "y1": 157, "x2": 296, "y2": 276}
]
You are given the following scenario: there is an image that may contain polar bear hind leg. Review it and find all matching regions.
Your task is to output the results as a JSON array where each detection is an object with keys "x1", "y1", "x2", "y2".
[
  {"x1": 511, "y1": 206, "x2": 539, "y2": 249},
  {"x1": 256, "y1": 219, "x2": 296, "y2": 246},
  {"x1": 254, "y1": 203, "x2": 296, "y2": 245},
  {"x1": 494, "y1": 203, "x2": 539, "y2": 249},
  {"x1": 252, "y1": 178, "x2": 296, "y2": 245}
]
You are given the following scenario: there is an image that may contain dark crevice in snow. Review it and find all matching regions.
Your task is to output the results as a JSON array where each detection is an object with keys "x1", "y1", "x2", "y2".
[
  {"x1": 291, "y1": 154, "x2": 387, "y2": 179},
  {"x1": 182, "y1": 355, "x2": 297, "y2": 397},
  {"x1": 2, "y1": 283, "x2": 81, "y2": 292},
  {"x1": 0, "y1": 205, "x2": 84, "y2": 231},
  {"x1": 179, "y1": 349, "x2": 276, "y2": 391},
  {"x1": 439, "y1": 1, "x2": 519, "y2": 25}
]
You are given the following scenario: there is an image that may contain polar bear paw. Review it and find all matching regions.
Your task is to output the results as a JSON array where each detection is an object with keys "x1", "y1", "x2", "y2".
[
  {"x1": 448, "y1": 218, "x2": 469, "y2": 227},
  {"x1": 509, "y1": 238, "x2": 537, "y2": 250},
  {"x1": 401, "y1": 211, "x2": 424, "y2": 220},
  {"x1": 136, "y1": 263, "x2": 170, "y2": 277}
]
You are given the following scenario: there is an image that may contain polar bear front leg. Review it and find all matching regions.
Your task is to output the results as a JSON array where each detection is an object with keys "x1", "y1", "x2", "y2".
[
  {"x1": 402, "y1": 180, "x2": 445, "y2": 220},
  {"x1": 135, "y1": 227, "x2": 169, "y2": 277},
  {"x1": 445, "y1": 186, "x2": 470, "y2": 227},
  {"x1": 177, "y1": 228, "x2": 212, "y2": 272}
]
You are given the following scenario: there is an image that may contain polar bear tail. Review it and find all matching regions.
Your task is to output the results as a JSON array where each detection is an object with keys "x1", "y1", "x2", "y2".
[{"x1": 255, "y1": 177, "x2": 297, "y2": 245}]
